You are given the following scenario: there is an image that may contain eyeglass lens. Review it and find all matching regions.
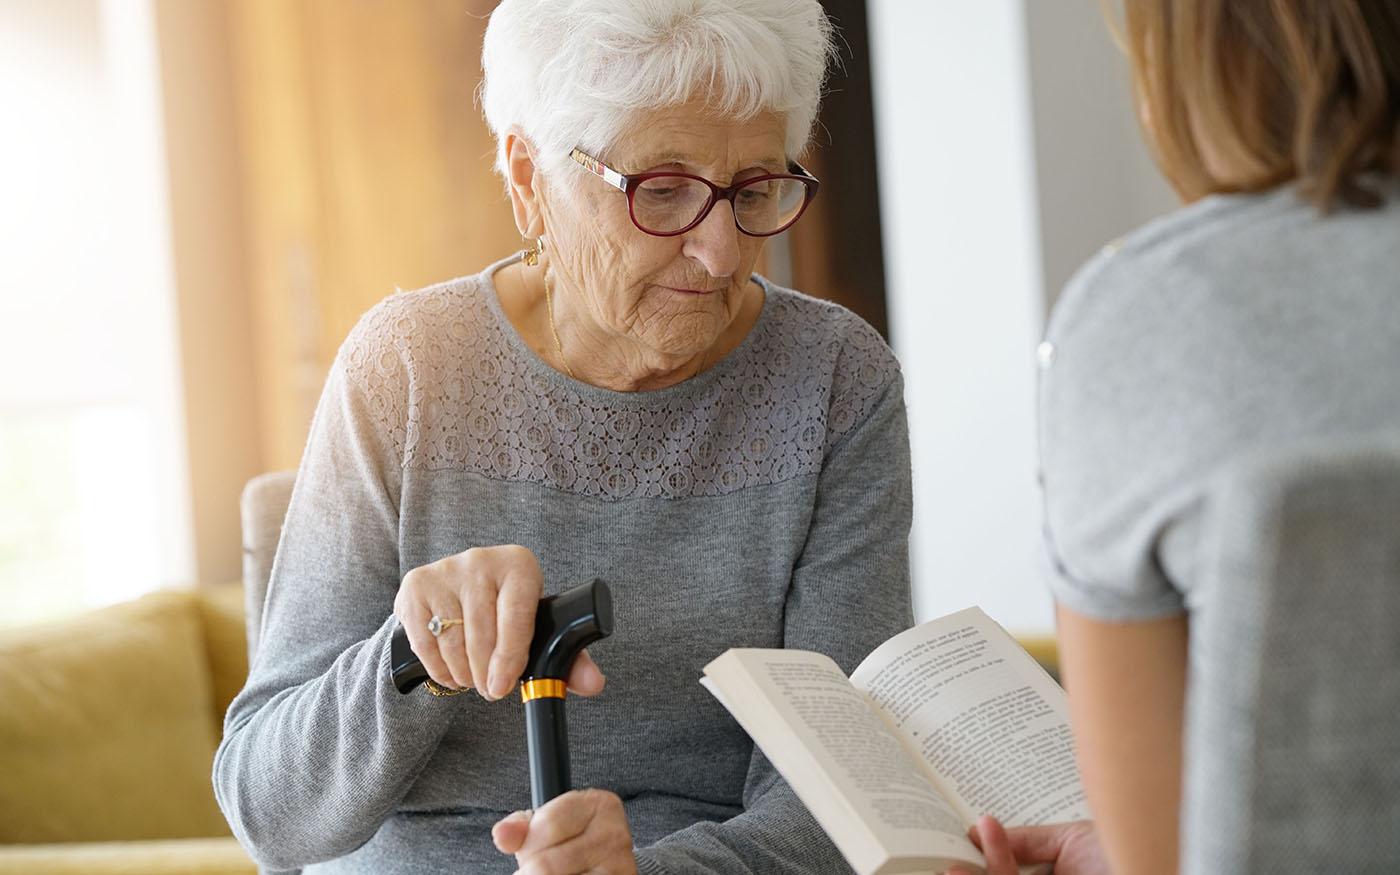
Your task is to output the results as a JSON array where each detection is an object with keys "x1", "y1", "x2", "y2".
[{"x1": 631, "y1": 176, "x2": 809, "y2": 235}]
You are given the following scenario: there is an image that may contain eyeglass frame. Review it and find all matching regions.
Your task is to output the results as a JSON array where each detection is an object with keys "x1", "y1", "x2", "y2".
[{"x1": 568, "y1": 147, "x2": 820, "y2": 238}]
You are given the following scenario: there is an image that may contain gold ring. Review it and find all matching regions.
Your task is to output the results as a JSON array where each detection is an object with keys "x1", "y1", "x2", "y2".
[
  {"x1": 423, "y1": 678, "x2": 465, "y2": 697},
  {"x1": 427, "y1": 615, "x2": 464, "y2": 638}
]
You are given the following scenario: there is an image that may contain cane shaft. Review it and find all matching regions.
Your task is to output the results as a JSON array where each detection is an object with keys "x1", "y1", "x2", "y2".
[{"x1": 524, "y1": 695, "x2": 570, "y2": 808}]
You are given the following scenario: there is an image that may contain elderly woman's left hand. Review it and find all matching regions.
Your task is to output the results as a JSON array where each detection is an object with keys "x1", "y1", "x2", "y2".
[{"x1": 492, "y1": 789, "x2": 638, "y2": 875}]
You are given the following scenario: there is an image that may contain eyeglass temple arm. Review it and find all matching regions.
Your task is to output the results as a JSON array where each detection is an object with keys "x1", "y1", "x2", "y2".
[
  {"x1": 572, "y1": 147, "x2": 818, "y2": 190},
  {"x1": 569, "y1": 148, "x2": 628, "y2": 192}
]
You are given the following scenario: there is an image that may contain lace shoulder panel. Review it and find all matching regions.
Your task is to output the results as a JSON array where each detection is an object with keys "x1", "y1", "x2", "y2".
[
  {"x1": 801, "y1": 294, "x2": 903, "y2": 441},
  {"x1": 340, "y1": 274, "x2": 901, "y2": 501}
]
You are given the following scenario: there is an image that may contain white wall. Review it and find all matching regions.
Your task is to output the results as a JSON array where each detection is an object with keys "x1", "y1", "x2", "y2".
[
  {"x1": 1023, "y1": 2, "x2": 1178, "y2": 306},
  {"x1": 867, "y1": 1, "x2": 1176, "y2": 634}
]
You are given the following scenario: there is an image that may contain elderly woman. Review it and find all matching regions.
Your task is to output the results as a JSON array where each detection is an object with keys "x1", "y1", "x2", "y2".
[{"x1": 214, "y1": 1, "x2": 911, "y2": 873}]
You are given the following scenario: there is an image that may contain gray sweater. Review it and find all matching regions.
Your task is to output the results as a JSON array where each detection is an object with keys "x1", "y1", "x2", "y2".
[
  {"x1": 1040, "y1": 179, "x2": 1400, "y2": 619},
  {"x1": 214, "y1": 257, "x2": 914, "y2": 873}
]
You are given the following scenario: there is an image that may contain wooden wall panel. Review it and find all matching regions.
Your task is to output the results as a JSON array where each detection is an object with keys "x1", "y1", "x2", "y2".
[
  {"x1": 155, "y1": 0, "x2": 262, "y2": 584},
  {"x1": 227, "y1": 0, "x2": 517, "y2": 471},
  {"x1": 300, "y1": 1, "x2": 515, "y2": 359},
  {"x1": 227, "y1": 0, "x2": 325, "y2": 472},
  {"x1": 793, "y1": 0, "x2": 888, "y2": 337}
]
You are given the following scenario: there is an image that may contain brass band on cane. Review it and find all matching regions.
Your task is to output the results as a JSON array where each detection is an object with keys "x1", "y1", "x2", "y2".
[{"x1": 520, "y1": 678, "x2": 567, "y2": 702}]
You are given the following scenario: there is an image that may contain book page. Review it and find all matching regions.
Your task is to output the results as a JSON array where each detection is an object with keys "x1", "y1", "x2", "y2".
[
  {"x1": 703, "y1": 648, "x2": 985, "y2": 875},
  {"x1": 850, "y1": 608, "x2": 1089, "y2": 829}
]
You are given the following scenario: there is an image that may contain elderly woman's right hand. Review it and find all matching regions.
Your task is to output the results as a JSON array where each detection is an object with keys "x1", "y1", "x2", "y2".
[{"x1": 393, "y1": 545, "x2": 607, "y2": 700}]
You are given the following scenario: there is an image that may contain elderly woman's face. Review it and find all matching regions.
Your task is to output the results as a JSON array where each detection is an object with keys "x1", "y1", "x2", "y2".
[{"x1": 541, "y1": 101, "x2": 786, "y2": 360}]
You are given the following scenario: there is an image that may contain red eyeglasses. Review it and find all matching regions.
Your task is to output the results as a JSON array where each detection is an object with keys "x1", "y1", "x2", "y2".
[{"x1": 569, "y1": 147, "x2": 820, "y2": 237}]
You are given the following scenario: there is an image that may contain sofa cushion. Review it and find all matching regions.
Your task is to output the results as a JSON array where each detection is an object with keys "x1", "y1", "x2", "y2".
[
  {"x1": 0, "y1": 837, "x2": 254, "y2": 874},
  {"x1": 0, "y1": 590, "x2": 231, "y2": 842},
  {"x1": 194, "y1": 584, "x2": 250, "y2": 728}
]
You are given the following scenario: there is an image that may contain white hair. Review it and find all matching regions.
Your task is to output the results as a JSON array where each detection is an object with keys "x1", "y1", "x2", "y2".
[{"x1": 480, "y1": 0, "x2": 836, "y2": 180}]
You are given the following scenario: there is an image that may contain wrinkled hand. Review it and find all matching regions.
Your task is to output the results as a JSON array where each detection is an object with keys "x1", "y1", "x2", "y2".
[
  {"x1": 393, "y1": 544, "x2": 606, "y2": 699},
  {"x1": 492, "y1": 789, "x2": 638, "y2": 875},
  {"x1": 946, "y1": 816, "x2": 1108, "y2": 875}
]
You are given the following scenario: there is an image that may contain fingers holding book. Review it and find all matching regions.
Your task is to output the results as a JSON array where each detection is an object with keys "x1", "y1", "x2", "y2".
[{"x1": 945, "y1": 815, "x2": 1107, "y2": 875}]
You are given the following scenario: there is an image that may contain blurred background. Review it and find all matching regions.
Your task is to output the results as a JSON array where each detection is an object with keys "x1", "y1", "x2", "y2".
[{"x1": 0, "y1": 0, "x2": 1175, "y2": 636}]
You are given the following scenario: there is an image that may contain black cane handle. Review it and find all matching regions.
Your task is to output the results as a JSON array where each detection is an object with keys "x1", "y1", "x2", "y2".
[
  {"x1": 389, "y1": 578, "x2": 613, "y2": 694},
  {"x1": 524, "y1": 578, "x2": 614, "y2": 679},
  {"x1": 388, "y1": 578, "x2": 614, "y2": 807},
  {"x1": 389, "y1": 629, "x2": 431, "y2": 693}
]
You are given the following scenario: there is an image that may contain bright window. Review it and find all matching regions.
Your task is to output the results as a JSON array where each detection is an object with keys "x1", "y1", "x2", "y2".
[{"x1": 0, "y1": 0, "x2": 192, "y2": 627}]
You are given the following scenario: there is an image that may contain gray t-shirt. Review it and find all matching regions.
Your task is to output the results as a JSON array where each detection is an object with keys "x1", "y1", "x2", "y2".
[
  {"x1": 214, "y1": 256, "x2": 914, "y2": 873},
  {"x1": 1039, "y1": 180, "x2": 1400, "y2": 620}
]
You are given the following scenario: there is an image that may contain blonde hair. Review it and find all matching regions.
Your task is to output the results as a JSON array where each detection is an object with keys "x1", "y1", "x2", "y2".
[{"x1": 1123, "y1": 0, "x2": 1400, "y2": 210}]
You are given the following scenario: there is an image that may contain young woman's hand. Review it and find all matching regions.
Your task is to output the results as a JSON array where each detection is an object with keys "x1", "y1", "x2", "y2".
[{"x1": 946, "y1": 816, "x2": 1109, "y2": 875}]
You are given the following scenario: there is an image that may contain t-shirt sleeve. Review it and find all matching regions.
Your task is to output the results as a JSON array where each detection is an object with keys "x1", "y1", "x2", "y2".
[{"x1": 1036, "y1": 247, "x2": 1198, "y2": 622}]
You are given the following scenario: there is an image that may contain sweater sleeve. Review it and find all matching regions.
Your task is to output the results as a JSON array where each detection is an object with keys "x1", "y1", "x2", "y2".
[
  {"x1": 634, "y1": 366, "x2": 915, "y2": 875},
  {"x1": 213, "y1": 311, "x2": 465, "y2": 871}
]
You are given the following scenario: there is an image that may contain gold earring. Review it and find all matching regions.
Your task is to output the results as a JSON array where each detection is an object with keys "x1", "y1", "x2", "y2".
[{"x1": 521, "y1": 235, "x2": 545, "y2": 267}]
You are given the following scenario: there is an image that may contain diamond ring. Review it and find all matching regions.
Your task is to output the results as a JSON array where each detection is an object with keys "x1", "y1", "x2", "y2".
[{"x1": 427, "y1": 615, "x2": 465, "y2": 638}]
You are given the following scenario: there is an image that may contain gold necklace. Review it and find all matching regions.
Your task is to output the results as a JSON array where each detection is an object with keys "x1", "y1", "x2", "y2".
[
  {"x1": 543, "y1": 271, "x2": 715, "y2": 385},
  {"x1": 542, "y1": 272, "x2": 578, "y2": 380}
]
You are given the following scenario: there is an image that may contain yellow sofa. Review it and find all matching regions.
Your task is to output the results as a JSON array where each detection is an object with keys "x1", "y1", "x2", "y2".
[
  {"x1": 0, "y1": 585, "x2": 256, "y2": 874},
  {"x1": 0, "y1": 570, "x2": 1059, "y2": 875}
]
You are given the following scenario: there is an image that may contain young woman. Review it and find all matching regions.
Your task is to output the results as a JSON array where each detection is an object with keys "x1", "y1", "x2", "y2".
[
  {"x1": 956, "y1": 3, "x2": 1398, "y2": 874},
  {"x1": 1040, "y1": 2, "x2": 1399, "y2": 874}
]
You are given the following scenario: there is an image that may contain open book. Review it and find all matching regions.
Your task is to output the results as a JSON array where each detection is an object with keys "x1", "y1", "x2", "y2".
[{"x1": 700, "y1": 607, "x2": 1088, "y2": 875}]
